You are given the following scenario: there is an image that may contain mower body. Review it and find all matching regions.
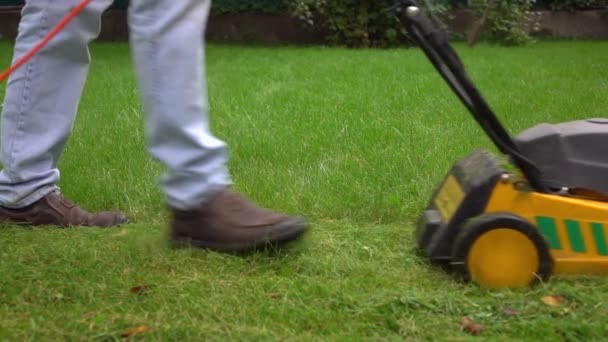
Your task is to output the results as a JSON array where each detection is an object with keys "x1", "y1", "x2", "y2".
[
  {"x1": 393, "y1": 0, "x2": 608, "y2": 288},
  {"x1": 417, "y1": 120, "x2": 608, "y2": 288}
]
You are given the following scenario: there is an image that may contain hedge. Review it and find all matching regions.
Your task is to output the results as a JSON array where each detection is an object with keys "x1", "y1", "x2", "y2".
[{"x1": 0, "y1": 0, "x2": 604, "y2": 11}]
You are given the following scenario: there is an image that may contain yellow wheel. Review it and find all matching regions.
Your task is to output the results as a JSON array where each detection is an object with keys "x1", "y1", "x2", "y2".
[{"x1": 451, "y1": 213, "x2": 553, "y2": 289}]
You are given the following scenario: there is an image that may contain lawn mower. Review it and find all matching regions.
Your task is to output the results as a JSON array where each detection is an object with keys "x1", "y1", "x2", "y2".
[{"x1": 391, "y1": 0, "x2": 608, "y2": 288}]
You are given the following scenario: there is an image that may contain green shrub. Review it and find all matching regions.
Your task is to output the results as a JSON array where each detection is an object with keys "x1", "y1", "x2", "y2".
[
  {"x1": 469, "y1": 0, "x2": 538, "y2": 46},
  {"x1": 545, "y1": 0, "x2": 607, "y2": 10},
  {"x1": 287, "y1": 0, "x2": 451, "y2": 48},
  {"x1": 210, "y1": 0, "x2": 288, "y2": 14}
]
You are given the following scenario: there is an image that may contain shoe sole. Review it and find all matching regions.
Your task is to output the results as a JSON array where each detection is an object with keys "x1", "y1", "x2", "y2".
[{"x1": 169, "y1": 217, "x2": 309, "y2": 253}]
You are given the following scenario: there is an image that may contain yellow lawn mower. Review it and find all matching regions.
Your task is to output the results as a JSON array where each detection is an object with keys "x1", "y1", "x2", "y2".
[{"x1": 391, "y1": 0, "x2": 608, "y2": 288}]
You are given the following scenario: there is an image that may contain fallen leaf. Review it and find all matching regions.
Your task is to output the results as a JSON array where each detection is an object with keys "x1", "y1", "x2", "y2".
[
  {"x1": 502, "y1": 308, "x2": 521, "y2": 316},
  {"x1": 120, "y1": 325, "x2": 151, "y2": 338},
  {"x1": 129, "y1": 285, "x2": 155, "y2": 295},
  {"x1": 541, "y1": 295, "x2": 565, "y2": 307},
  {"x1": 461, "y1": 317, "x2": 483, "y2": 335}
]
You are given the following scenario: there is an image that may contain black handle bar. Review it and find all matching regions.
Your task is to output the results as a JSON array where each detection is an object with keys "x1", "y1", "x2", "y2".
[{"x1": 390, "y1": 0, "x2": 549, "y2": 193}]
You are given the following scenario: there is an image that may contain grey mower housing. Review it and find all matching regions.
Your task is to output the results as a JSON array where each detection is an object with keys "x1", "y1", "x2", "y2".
[{"x1": 514, "y1": 118, "x2": 608, "y2": 194}]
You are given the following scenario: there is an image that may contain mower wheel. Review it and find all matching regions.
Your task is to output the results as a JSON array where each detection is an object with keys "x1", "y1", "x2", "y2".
[{"x1": 451, "y1": 212, "x2": 553, "y2": 288}]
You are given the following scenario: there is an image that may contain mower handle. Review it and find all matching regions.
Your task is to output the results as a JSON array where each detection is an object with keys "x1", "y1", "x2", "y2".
[{"x1": 390, "y1": 0, "x2": 549, "y2": 193}]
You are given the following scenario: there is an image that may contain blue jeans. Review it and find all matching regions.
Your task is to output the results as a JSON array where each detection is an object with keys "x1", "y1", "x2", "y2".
[{"x1": 0, "y1": 0, "x2": 231, "y2": 210}]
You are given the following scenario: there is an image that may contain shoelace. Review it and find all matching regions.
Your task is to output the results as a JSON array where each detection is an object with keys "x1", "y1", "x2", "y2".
[{"x1": 52, "y1": 189, "x2": 77, "y2": 208}]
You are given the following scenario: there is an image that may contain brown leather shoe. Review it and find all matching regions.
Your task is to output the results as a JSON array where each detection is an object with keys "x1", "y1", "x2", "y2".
[
  {"x1": 0, "y1": 190, "x2": 128, "y2": 228},
  {"x1": 170, "y1": 188, "x2": 309, "y2": 252}
]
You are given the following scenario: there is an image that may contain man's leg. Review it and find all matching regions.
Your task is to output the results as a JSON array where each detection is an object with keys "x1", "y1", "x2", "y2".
[
  {"x1": 128, "y1": 0, "x2": 308, "y2": 252},
  {"x1": 0, "y1": 0, "x2": 127, "y2": 227}
]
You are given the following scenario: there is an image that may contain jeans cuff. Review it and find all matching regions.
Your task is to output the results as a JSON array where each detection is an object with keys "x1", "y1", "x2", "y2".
[{"x1": 1, "y1": 185, "x2": 58, "y2": 208}]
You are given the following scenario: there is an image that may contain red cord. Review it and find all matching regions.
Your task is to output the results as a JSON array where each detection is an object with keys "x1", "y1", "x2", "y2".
[{"x1": 0, "y1": 0, "x2": 93, "y2": 84}]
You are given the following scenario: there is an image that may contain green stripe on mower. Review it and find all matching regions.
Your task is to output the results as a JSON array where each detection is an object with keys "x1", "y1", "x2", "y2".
[
  {"x1": 564, "y1": 220, "x2": 586, "y2": 253},
  {"x1": 536, "y1": 216, "x2": 562, "y2": 250},
  {"x1": 591, "y1": 223, "x2": 608, "y2": 256}
]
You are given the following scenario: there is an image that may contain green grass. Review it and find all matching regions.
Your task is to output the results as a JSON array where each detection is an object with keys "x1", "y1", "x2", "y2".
[{"x1": 0, "y1": 40, "x2": 608, "y2": 340}]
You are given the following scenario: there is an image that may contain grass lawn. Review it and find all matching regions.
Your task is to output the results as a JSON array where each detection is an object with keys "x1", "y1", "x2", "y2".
[{"x1": 0, "y1": 39, "x2": 607, "y2": 340}]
